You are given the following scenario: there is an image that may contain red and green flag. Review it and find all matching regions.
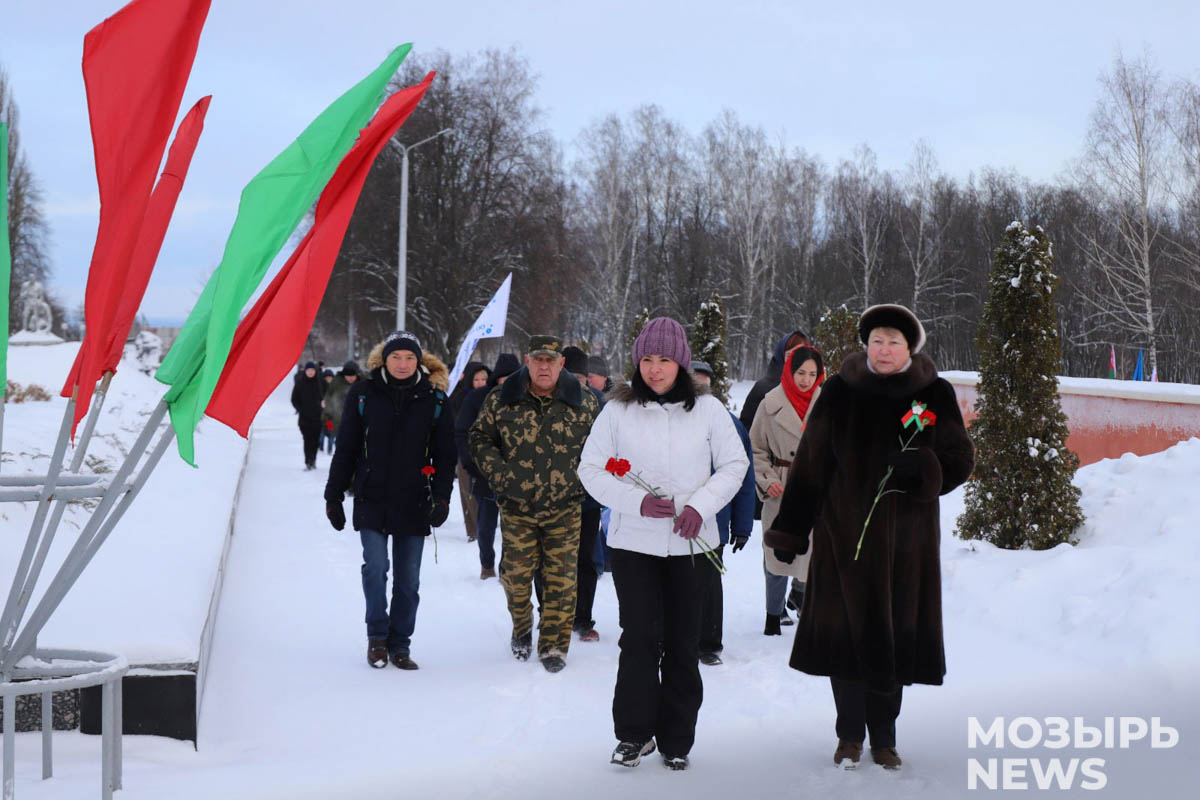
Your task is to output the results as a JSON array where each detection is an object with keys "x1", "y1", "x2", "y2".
[
  {"x1": 156, "y1": 44, "x2": 412, "y2": 465},
  {"x1": 62, "y1": 0, "x2": 212, "y2": 435},
  {"x1": 1108, "y1": 345, "x2": 1117, "y2": 379},
  {"x1": 207, "y1": 73, "x2": 435, "y2": 436}
]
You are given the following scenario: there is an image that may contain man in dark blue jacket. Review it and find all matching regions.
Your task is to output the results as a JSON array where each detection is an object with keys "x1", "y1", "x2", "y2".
[
  {"x1": 563, "y1": 346, "x2": 606, "y2": 641},
  {"x1": 324, "y1": 331, "x2": 456, "y2": 671},
  {"x1": 455, "y1": 352, "x2": 521, "y2": 579},
  {"x1": 692, "y1": 361, "x2": 756, "y2": 666}
]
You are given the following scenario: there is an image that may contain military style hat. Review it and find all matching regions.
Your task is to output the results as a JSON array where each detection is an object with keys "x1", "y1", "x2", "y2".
[{"x1": 526, "y1": 335, "x2": 564, "y2": 357}]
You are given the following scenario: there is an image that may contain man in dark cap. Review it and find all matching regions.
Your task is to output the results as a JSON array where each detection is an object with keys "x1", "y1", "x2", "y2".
[
  {"x1": 586, "y1": 355, "x2": 611, "y2": 393},
  {"x1": 469, "y1": 336, "x2": 599, "y2": 672},
  {"x1": 292, "y1": 361, "x2": 324, "y2": 469}
]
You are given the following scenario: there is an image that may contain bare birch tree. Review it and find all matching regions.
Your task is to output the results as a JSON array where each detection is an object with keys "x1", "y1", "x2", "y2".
[
  {"x1": 1073, "y1": 52, "x2": 1171, "y2": 376},
  {"x1": 829, "y1": 143, "x2": 892, "y2": 308}
]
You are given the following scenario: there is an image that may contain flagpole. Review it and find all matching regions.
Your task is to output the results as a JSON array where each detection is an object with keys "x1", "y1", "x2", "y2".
[
  {"x1": 4, "y1": 371, "x2": 117, "y2": 660},
  {"x1": 0, "y1": 394, "x2": 76, "y2": 660},
  {"x1": 5, "y1": 423, "x2": 177, "y2": 673},
  {"x1": 0, "y1": 400, "x2": 167, "y2": 673}
]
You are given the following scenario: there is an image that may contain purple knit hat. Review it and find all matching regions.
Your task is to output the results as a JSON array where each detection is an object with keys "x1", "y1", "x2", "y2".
[{"x1": 632, "y1": 317, "x2": 691, "y2": 367}]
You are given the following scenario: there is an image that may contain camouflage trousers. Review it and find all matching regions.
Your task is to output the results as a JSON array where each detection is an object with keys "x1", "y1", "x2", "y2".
[{"x1": 500, "y1": 504, "x2": 580, "y2": 658}]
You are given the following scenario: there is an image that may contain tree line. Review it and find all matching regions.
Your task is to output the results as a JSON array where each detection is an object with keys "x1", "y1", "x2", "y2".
[
  {"x1": 311, "y1": 48, "x2": 1200, "y2": 384},
  {"x1": 7, "y1": 50, "x2": 1199, "y2": 383}
]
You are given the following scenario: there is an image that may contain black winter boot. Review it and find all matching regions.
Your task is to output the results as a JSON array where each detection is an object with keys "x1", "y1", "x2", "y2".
[
  {"x1": 510, "y1": 632, "x2": 532, "y2": 661},
  {"x1": 764, "y1": 613, "x2": 782, "y2": 636}
]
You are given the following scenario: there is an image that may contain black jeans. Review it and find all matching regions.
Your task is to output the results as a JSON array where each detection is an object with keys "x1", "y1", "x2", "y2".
[
  {"x1": 698, "y1": 544, "x2": 725, "y2": 654},
  {"x1": 610, "y1": 548, "x2": 705, "y2": 757},
  {"x1": 299, "y1": 420, "x2": 321, "y2": 465},
  {"x1": 472, "y1": 479, "x2": 500, "y2": 570},
  {"x1": 830, "y1": 677, "x2": 903, "y2": 748},
  {"x1": 574, "y1": 507, "x2": 601, "y2": 630}
]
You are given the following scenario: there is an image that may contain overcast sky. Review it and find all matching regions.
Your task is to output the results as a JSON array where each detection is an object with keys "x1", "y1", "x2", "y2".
[{"x1": 3, "y1": 0, "x2": 1198, "y2": 322}]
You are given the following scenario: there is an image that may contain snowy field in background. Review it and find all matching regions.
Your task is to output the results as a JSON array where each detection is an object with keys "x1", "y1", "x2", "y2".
[{"x1": 3, "y1": 370, "x2": 1198, "y2": 798}]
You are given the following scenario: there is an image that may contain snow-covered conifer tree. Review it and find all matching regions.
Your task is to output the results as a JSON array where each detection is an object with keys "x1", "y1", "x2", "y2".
[
  {"x1": 689, "y1": 293, "x2": 732, "y2": 405},
  {"x1": 957, "y1": 222, "x2": 1084, "y2": 549},
  {"x1": 812, "y1": 305, "x2": 860, "y2": 375}
]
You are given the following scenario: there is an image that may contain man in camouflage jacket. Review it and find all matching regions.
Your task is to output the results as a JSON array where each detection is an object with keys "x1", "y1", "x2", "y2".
[{"x1": 469, "y1": 335, "x2": 599, "y2": 672}]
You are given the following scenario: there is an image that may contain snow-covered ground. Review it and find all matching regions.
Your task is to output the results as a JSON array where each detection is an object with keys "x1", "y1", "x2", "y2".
[
  {"x1": 3, "y1": 374, "x2": 1198, "y2": 798},
  {"x1": 1, "y1": 343, "x2": 247, "y2": 663}
]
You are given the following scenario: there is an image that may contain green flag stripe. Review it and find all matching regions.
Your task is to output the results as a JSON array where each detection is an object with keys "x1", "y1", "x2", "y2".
[{"x1": 156, "y1": 44, "x2": 410, "y2": 464}]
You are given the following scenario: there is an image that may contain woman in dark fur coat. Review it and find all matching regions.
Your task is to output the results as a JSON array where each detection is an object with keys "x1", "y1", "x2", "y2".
[{"x1": 764, "y1": 304, "x2": 975, "y2": 772}]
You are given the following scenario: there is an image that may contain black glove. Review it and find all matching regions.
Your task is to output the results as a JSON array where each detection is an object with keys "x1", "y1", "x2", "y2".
[
  {"x1": 427, "y1": 498, "x2": 450, "y2": 528},
  {"x1": 773, "y1": 548, "x2": 796, "y2": 564},
  {"x1": 887, "y1": 449, "x2": 921, "y2": 479},
  {"x1": 887, "y1": 449, "x2": 924, "y2": 491},
  {"x1": 326, "y1": 501, "x2": 346, "y2": 531},
  {"x1": 731, "y1": 535, "x2": 749, "y2": 552}
]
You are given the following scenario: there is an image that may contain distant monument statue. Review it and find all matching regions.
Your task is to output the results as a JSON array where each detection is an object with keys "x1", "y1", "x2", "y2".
[
  {"x1": 10, "y1": 278, "x2": 64, "y2": 345},
  {"x1": 20, "y1": 278, "x2": 54, "y2": 333}
]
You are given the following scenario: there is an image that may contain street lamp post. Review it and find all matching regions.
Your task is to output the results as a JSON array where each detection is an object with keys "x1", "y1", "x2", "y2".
[{"x1": 392, "y1": 128, "x2": 452, "y2": 331}]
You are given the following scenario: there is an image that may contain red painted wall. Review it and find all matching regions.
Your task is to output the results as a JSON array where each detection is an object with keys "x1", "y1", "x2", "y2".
[{"x1": 944, "y1": 375, "x2": 1200, "y2": 467}]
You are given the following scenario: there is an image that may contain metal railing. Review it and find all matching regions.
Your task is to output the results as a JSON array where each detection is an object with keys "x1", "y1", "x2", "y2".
[
  {"x1": 1, "y1": 649, "x2": 128, "y2": 800},
  {"x1": 1, "y1": 376, "x2": 173, "y2": 798}
]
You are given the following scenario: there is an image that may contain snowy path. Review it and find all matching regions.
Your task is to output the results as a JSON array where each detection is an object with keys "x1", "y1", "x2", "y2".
[{"x1": 9, "y1": 385, "x2": 1199, "y2": 798}]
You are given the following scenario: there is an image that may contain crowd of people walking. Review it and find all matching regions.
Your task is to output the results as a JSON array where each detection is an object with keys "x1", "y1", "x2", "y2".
[{"x1": 299, "y1": 304, "x2": 973, "y2": 773}]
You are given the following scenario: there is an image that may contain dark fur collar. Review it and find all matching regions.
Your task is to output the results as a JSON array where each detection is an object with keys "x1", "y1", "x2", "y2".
[
  {"x1": 839, "y1": 351, "x2": 938, "y2": 398},
  {"x1": 498, "y1": 366, "x2": 585, "y2": 409}
]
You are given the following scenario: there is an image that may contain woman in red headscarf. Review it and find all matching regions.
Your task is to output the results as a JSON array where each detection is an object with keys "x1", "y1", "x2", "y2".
[{"x1": 749, "y1": 345, "x2": 824, "y2": 634}]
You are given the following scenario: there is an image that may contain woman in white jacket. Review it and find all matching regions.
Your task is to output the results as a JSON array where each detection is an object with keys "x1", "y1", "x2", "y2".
[{"x1": 578, "y1": 317, "x2": 749, "y2": 772}]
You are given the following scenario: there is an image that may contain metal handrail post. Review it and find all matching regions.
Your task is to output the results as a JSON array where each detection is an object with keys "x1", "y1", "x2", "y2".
[
  {"x1": 113, "y1": 679, "x2": 122, "y2": 789},
  {"x1": 2, "y1": 693, "x2": 13, "y2": 800},
  {"x1": 40, "y1": 692, "x2": 51, "y2": 780},
  {"x1": 0, "y1": 401, "x2": 167, "y2": 674},
  {"x1": 101, "y1": 681, "x2": 113, "y2": 800}
]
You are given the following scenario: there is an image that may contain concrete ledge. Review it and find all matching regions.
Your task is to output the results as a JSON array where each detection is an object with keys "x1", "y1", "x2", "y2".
[{"x1": 195, "y1": 431, "x2": 253, "y2": 744}]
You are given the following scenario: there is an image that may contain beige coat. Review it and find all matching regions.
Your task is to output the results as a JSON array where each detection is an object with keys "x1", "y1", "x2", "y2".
[{"x1": 750, "y1": 383, "x2": 819, "y2": 578}]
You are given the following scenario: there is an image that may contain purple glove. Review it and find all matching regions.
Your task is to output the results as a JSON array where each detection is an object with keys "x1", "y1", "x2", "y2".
[
  {"x1": 672, "y1": 506, "x2": 703, "y2": 539},
  {"x1": 640, "y1": 494, "x2": 676, "y2": 519}
]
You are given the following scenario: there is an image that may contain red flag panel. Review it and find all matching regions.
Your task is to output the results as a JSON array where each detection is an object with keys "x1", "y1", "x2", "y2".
[{"x1": 62, "y1": 0, "x2": 211, "y2": 436}]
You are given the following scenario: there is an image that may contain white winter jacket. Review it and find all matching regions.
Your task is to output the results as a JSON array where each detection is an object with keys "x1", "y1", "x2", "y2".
[{"x1": 577, "y1": 387, "x2": 750, "y2": 557}]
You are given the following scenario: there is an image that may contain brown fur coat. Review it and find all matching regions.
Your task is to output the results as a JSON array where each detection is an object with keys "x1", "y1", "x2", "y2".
[{"x1": 764, "y1": 351, "x2": 974, "y2": 689}]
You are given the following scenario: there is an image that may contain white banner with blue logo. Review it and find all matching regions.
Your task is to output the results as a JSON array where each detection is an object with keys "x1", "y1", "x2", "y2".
[{"x1": 447, "y1": 273, "x2": 512, "y2": 391}]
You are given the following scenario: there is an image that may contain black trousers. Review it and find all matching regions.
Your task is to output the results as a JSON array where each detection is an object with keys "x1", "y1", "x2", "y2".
[
  {"x1": 610, "y1": 548, "x2": 705, "y2": 757},
  {"x1": 299, "y1": 420, "x2": 321, "y2": 465},
  {"x1": 574, "y1": 507, "x2": 601, "y2": 630},
  {"x1": 698, "y1": 544, "x2": 725, "y2": 654},
  {"x1": 830, "y1": 677, "x2": 903, "y2": 748}
]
